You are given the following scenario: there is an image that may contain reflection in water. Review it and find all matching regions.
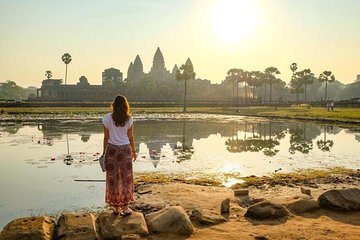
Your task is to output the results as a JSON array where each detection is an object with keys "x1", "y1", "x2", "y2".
[
  {"x1": 172, "y1": 121, "x2": 194, "y2": 162},
  {"x1": 1, "y1": 119, "x2": 359, "y2": 166},
  {"x1": 288, "y1": 124, "x2": 313, "y2": 154},
  {"x1": 317, "y1": 126, "x2": 334, "y2": 152}
]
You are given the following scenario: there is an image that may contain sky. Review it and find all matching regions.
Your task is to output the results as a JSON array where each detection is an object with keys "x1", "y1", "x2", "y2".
[{"x1": 0, "y1": 0, "x2": 359, "y2": 88}]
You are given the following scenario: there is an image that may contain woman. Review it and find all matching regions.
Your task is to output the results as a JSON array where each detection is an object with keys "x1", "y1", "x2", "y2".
[{"x1": 102, "y1": 95, "x2": 137, "y2": 215}]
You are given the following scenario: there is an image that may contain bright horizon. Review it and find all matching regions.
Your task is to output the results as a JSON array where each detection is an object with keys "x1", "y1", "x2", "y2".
[{"x1": 0, "y1": 0, "x2": 359, "y2": 88}]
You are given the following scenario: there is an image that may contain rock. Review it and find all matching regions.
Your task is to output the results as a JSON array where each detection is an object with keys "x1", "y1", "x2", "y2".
[
  {"x1": 220, "y1": 198, "x2": 230, "y2": 213},
  {"x1": 190, "y1": 209, "x2": 226, "y2": 226},
  {"x1": 254, "y1": 235, "x2": 270, "y2": 240},
  {"x1": 237, "y1": 197, "x2": 265, "y2": 208},
  {"x1": 234, "y1": 188, "x2": 249, "y2": 196},
  {"x1": 0, "y1": 216, "x2": 54, "y2": 240},
  {"x1": 301, "y1": 187, "x2": 311, "y2": 196},
  {"x1": 244, "y1": 200, "x2": 289, "y2": 220},
  {"x1": 121, "y1": 234, "x2": 141, "y2": 240},
  {"x1": 318, "y1": 188, "x2": 360, "y2": 211},
  {"x1": 283, "y1": 195, "x2": 319, "y2": 214},
  {"x1": 131, "y1": 202, "x2": 165, "y2": 215},
  {"x1": 95, "y1": 211, "x2": 148, "y2": 239},
  {"x1": 145, "y1": 206, "x2": 194, "y2": 236},
  {"x1": 57, "y1": 212, "x2": 97, "y2": 240}
]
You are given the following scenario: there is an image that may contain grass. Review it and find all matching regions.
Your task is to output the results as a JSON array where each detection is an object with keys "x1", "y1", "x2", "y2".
[
  {"x1": 233, "y1": 167, "x2": 357, "y2": 188},
  {"x1": 132, "y1": 167, "x2": 357, "y2": 188},
  {"x1": 1, "y1": 106, "x2": 359, "y2": 123}
]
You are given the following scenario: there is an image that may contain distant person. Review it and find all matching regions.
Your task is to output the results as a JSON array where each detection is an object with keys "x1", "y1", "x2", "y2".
[
  {"x1": 330, "y1": 101, "x2": 334, "y2": 111},
  {"x1": 102, "y1": 95, "x2": 137, "y2": 216},
  {"x1": 326, "y1": 101, "x2": 330, "y2": 111}
]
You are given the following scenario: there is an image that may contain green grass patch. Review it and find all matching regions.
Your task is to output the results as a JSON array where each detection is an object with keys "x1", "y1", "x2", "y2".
[{"x1": 1, "y1": 106, "x2": 359, "y2": 123}]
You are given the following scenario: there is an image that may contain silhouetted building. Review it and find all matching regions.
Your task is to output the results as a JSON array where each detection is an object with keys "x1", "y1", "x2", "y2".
[{"x1": 102, "y1": 68, "x2": 123, "y2": 85}]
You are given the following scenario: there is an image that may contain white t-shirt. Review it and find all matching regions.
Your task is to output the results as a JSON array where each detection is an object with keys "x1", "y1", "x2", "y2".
[{"x1": 102, "y1": 113, "x2": 133, "y2": 146}]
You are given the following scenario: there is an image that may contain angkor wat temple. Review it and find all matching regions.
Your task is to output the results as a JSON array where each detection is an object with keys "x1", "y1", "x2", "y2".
[{"x1": 35, "y1": 47, "x2": 229, "y2": 102}]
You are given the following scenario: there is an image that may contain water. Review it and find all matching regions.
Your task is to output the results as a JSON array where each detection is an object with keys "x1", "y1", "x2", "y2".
[{"x1": 0, "y1": 114, "x2": 359, "y2": 229}]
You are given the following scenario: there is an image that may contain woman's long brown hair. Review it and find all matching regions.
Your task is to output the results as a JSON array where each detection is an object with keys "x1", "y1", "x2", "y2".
[{"x1": 111, "y1": 95, "x2": 131, "y2": 127}]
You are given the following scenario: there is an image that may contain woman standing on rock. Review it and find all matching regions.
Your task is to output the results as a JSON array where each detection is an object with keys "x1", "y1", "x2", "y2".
[{"x1": 102, "y1": 95, "x2": 137, "y2": 215}]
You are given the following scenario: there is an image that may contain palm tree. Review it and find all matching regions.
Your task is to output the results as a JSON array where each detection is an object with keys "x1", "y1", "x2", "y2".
[
  {"x1": 318, "y1": 71, "x2": 335, "y2": 101},
  {"x1": 45, "y1": 71, "x2": 52, "y2": 79},
  {"x1": 226, "y1": 69, "x2": 239, "y2": 105},
  {"x1": 264, "y1": 67, "x2": 280, "y2": 104},
  {"x1": 243, "y1": 71, "x2": 252, "y2": 106},
  {"x1": 248, "y1": 71, "x2": 261, "y2": 102},
  {"x1": 61, "y1": 53, "x2": 72, "y2": 85},
  {"x1": 176, "y1": 58, "x2": 195, "y2": 112},
  {"x1": 289, "y1": 72, "x2": 304, "y2": 102},
  {"x1": 299, "y1": 69, "x2": 315, "y2": 102},
  {"x1": 290, "y1": 63, "x2": 298, "y2": 78},
  {"x1": 273, "y1": 78, "x2": 286, "y2": 101}
]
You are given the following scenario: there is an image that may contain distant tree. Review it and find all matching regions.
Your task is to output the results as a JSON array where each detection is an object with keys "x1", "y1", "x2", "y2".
[
  {"x1": 45, "y1": 71, "x2": 52, "y2": 79},
  {"x1": 318, "y1": 71, "x2": 335, "y2": 101},
  {"x1": 177, "y1": 58, "x2": 196, "y2": 112},
  {"x1": 290, "y1": 63, "x2": 298, "y2": 78},
  {"x1": 273, "y1": 78, "x2": 286, "y2": 101},
  {"x1": 243, "y1": 71, "x2": 252, "y2": 106},
  {"x1": 264, "y1": 67, "x2": 281, "y2": 104},
  {"x1": 298, "y1": 69, "x2": 315, "y2": 102},
  {"x1": 0, "y1": 80, "x2": 27, "y2": 100},
  {"x1": 61, "y1": 53, "x2": 72, "y2": 85},
  {"x1": 225, "y1": 68, "x2": 241, "y2": 105},
  {"x1": 289, "y1": 72, "x2": 304, "y2": 102},
  {"x1": 247, "y1": 71, "x2": 262, "y2": 102}
]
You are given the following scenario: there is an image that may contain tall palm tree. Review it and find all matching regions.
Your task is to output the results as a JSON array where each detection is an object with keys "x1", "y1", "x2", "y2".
[
  {"x1": 45, "y1": 70, "x2": 52, "y2": 79},
  {"x1": 289, "y1": 72, "x2": 304, "y2": 102},
  {"x1": 248, "y1": 71, "x2": 261, "y2": 102},
  {"x1": 318, "y1": 71, "x2": 335, "y2": 101},
  {"x1": 176, "y1": 58, "x2": 196, "y2": 112},
  {"x1": 264, "y1": 67, "x2": 280, "y2": 104},
  {"x1": 290, "y1": 63, "x2": 298, "y2": 78},
  {"x1": 61, "y1": 53, "x2": 72, "y2": 85},
  {"x1": 298, "y1": 69, "x2": 315, "y2": 102},
  {"x1": 243, "y1": 71, "x2": 252, "y2": 106},
  {"x1": 226, "y1": 69, "x2": 239, "y2": 105}
]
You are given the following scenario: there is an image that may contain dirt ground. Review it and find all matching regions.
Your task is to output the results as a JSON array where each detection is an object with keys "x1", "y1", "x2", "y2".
[{"x1": 134, "y1": 182, "x2": 360, "y2": 240}]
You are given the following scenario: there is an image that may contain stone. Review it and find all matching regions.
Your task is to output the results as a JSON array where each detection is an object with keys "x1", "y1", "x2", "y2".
[
  {"x1": 96, "y1": 211, "x2": 148, "y2": 239},
  {"x1": 121, "y1": 234, "x2": 141, "y2": 240},
  {"x1": 0, "y1": 216, "x2": 54, "y2": 240},
  {"x1": 145, "y1": 206, "x2": 194, "y2": 236},
  {"x1": 301, "y1": 187, "x2": 311, "y2": 196},
  {"x1": 237, "y1": 197, "x2": 265, "y2": 208},
  {"x1": 234, "y1": 188, "x2": 249, "y2": 196},
  {"x1": 221, "y1": 198, "x2": 230, "y2": 213},
  {"x1": 254, "y1": 235, "x2": 270, "y2": 240},
  {"x1": 131, "y1": 202, "x2": 165, "y2": 215},
  {"x1": 190, "y1": 209, "x2": 226, "y2": 226},
  {"x1": 244, "y1": 200, "x2": 289, "y2": 220},
  {"x1": 57, "y1": 212, "x2": 97, "y2": 240},
  {"x1": 318, "y1": 188, "x2": 360, "y2": 211},
  {"x1": 283, "y1": 195, "x2": 319, "y2": 214}
]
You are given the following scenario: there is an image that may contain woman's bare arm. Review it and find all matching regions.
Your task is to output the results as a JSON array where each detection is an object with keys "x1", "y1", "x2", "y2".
[
  {"x1": 103, "y1": 126, "x2": 109, "y2": 154},
  {"x1": 127, "y1": 125, "x2": 137, "y2": 161}
]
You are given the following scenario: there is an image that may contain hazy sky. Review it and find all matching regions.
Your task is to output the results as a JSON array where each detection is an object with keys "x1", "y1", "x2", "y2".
[{"x1": 0, "y1": 0, "x2": 359, "y2": 87}]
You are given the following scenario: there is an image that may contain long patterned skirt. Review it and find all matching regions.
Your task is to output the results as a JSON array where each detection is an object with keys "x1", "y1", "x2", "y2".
[{"x1": 105, "y1": 143, "x2": 134, "y2": 207}]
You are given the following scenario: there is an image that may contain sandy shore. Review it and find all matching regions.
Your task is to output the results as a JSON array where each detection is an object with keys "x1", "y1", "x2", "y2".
[{"x1": 133, "y1": 180, "x2": 360, "y2": 240}]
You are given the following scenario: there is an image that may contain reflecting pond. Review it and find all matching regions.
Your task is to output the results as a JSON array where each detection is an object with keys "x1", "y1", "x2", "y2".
[{"x1": 0, "y1": 114, "x2": 359, "y2": 229}]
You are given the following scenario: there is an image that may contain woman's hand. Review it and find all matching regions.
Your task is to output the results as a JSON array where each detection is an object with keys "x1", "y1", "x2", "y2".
[{"x1": 132, "y1": 151, "x2": 137, "y2": 162}]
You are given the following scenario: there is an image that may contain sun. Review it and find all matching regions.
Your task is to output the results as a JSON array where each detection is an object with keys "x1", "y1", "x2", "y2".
[{"x1": 211, "y1": 0, "x2": 258, "y2": 43}]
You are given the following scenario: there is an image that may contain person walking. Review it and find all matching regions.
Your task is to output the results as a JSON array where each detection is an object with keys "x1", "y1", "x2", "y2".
[{"x1": 102, "y1": 95, "x2": 137, "y2": 215}]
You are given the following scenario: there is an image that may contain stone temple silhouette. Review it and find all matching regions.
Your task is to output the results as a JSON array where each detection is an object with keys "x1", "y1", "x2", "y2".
[{"x1": 35, "y1": 47, "x2": 184, "y2": 101}]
